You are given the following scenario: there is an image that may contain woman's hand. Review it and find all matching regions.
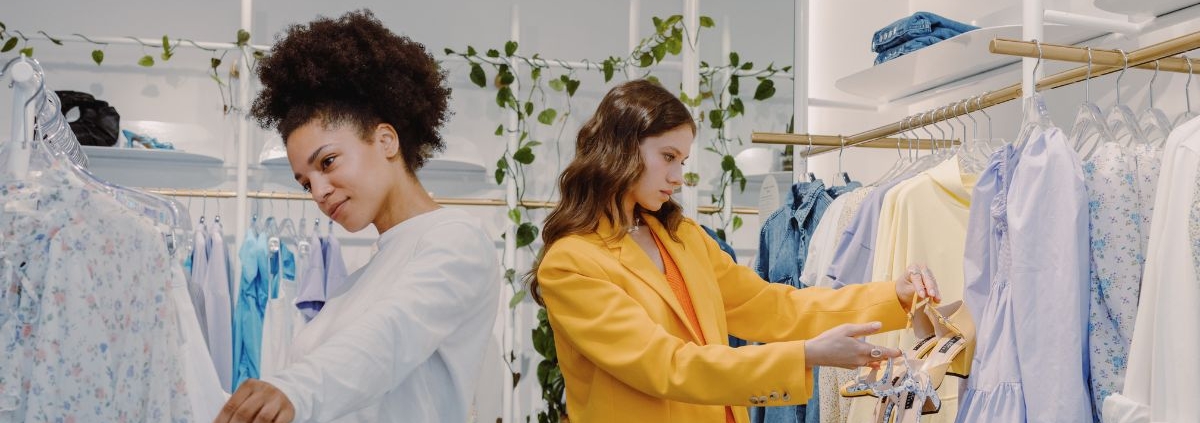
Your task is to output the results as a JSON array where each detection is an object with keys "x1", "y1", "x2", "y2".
[
  {"x1": 214, "y1": 379, "x2": 295, "y2": 423},
  {"x1": 895, "y1": 264, "x2": 941, "y2": 312},
  {"x1": 804, "y1": 322, "x2": 901, "y2": 369}
]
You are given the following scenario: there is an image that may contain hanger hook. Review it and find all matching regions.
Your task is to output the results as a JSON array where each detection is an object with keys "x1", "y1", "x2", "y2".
[
  {"x1": 1149, "y1": 60, "x2": 1160, "y2": 109},
  {"x1": 1085, "y1": 47, "x2": 1093, "y2": 103},
  {"x1": 1032, "y1": 39, "x2": 1043, "y2": 93},
  {"x1": 1185, "y1": 54, "x2": 1194, "y2": 115},
  {"x1": 977, "y1": 91, "x2": 993, "y2": 142},
  {"x1": 806, "y1": 133, "x2": 814, "y2": 156},
  {"x1": 1116, "y1": 48, "x2": 1129, "y2": 105},
  {"x1": 896, "y1": 117, "x2": 906, "y2": 160},
  {"x1": 838, "y1": 136, "x2": 845, "y2": 177}
]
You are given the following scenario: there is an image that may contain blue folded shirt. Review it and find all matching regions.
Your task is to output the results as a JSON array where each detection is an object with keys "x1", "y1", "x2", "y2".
[
  {"x1": 871, "y1": 11, "x2": 978, "y2": 53},
  {"x1": 874, "y1": 27, "x2": 967, "y2": 64}
]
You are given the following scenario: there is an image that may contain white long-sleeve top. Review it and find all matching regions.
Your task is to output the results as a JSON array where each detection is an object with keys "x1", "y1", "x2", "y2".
[{"x1": 262, "y1": 208, "x2": 500, "y2": 423}]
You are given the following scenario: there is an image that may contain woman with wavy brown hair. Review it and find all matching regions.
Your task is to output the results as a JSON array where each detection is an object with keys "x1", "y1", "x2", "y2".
[{"x1": 529, "y1": 79, "x2": 941, "y2": 423}]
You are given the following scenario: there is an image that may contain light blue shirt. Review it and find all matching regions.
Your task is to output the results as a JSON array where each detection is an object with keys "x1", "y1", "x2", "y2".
[
  {"x1": 232, "y1": 230, "x2": 269, "y2": 391},
  {"x1": 825, "y1": 177, "x2": 907, "y2": 287},
  {"x1": 956, "y1": 125, "x2": 1093, "y2": 422}
]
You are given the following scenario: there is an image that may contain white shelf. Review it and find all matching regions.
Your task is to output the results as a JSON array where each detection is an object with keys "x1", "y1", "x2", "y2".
[
  {"x1": 835, "y1": 24, "x2": 1099, "y2": 103},
  {"x1": 82, "y1": 146, "x2": 225, "y2": 165},
  {"x1": 260, "y1": 155, "x2": 486, "y2": 173},
  {"x1": 1093, "y1": 0, "x2": 1200, "y2": 17}
]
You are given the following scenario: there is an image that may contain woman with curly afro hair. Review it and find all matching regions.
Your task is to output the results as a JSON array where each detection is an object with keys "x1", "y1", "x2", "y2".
[{"x1": 215, "y1": 9, "x2": 499, "y2": 423}]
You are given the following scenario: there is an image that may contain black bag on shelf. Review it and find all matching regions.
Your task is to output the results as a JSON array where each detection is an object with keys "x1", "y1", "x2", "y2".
[{"x1": 55, "y1": 90, "x2": 120, "y2": 147}]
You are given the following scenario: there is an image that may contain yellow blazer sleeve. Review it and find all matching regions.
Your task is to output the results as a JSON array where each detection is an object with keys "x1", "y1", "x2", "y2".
[
  {"x1": 539, "y1": 238, "x2": 814, "y2": 406},
  {"x1": 692, "y1": 222, "x2": 908, "y2": 342}
]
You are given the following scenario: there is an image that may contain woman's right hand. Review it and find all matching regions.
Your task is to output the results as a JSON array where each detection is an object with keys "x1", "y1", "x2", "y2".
[{"x1": 803, "y1": 322, "x2": 901, "y2": 369}]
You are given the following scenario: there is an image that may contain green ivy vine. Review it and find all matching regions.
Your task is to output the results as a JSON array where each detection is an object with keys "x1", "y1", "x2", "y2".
[
  {"x1": 0, "y1": 23, "x2": 267, "y2": 114},
  {"x1": 450, "y1": 14, "x2": 789, "y2": 423}
]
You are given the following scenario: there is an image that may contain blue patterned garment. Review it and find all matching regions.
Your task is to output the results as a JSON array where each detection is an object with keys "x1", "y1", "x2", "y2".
[{"x1": 1083, "y1": 142, "x2": 1152, "y2": 419}]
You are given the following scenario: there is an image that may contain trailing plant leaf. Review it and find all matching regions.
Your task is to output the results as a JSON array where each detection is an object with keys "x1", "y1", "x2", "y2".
[
  {"x1": 508, "y1": 209, "x2": 522, "y2": 225},
  {"x1": 514, "y1": 146, "x2": 535, "y2": 164},
  {"x1": 548, "y1": 78, "x2": 564, "y2": 92},
  {"x1": 700, "y1": 16, "x2": 715, "y2": 28},
  {"x1": 754, "y1": 79, "x2": 776, "y2": 100},
  {"x1": 495, "y1": 124, "x2": 504, "y2": 136},
  {"x1": 733, "y1": 215, "x2": 743, "y2": 231},
  {"x1": 537, "y1": 108, "x2": 557, "y2": 125},
  {"x1": 494, "y1": 168, "x2": 505, "y2": 185},
  {"x1": 505, "y1": 40, "x2": 518, "y2": 57},
  {"x1": 524, "y1": 101, "x2": 534, "y2": 117},
  {"x1": 508, "y1": 289, "x2": 527, "y2": 308},
  {"x1": 1, "y1": 38, "x2": 17, "y2": 53},
  {"x1": 138, "y1": 54, "x2": 155, "y2": 67},
  {"x1": 729, "y1": 52, "x2": 739, "y2": 67},
  {"x1": 486, "y1": 48, "x2": 500, "y2": 58},
  {"x1": 91, "y1": 49, "x2": 104, "y2": 65},
  {"x1": 602, "y1": 58, "x2": 615, "y2": 82},
  {"x1": 19, "y1": 47, "x2": 31, "y2": 57},
  {"x1": 236, "y1": 29, "x2": 250, "y2": 46},
  {"x1": 516, "y1": 222, "x2": 538, "y2": 247},
  {"x1": 565, "y1": 78, "x2": 579, "y2": 96},
  {"x1": 469, "y1": 63, "x2": 486, "y2": 88}
]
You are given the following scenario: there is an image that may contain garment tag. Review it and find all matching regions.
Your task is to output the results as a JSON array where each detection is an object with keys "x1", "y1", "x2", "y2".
[{"x1": 758, "y1": 174, "x2": 780, "y2": 220}]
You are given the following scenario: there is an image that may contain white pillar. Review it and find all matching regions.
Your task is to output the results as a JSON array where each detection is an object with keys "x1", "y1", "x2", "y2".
[
  {"x1": 720, "y1": 18, "x2": 733, "y2": 228},
  {"x1": 681, "y1": 0, "x2": 700, "y2": 219},
  {"x1": 233, "y1": 0, "x2": 253, "y2": 302},
  {"x1": 503, "y1": 5, "x2": 520, "y2": 421},
  {"x1": 1023, "y1": 0, "x2": 1044, "y2": 98}
]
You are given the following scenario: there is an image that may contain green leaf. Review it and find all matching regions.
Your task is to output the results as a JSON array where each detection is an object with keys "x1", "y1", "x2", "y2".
[
  {"x1": 782, "y1": 65, "x2": 793, "y2": 72},
  {"x1": 161, "y1": 51, "x2": 173, "y2": 61},
  {"x1": 731, "y1": 98, "x2": 745, "y2": 116},
  {"x1": 652, "y1": 17, "x2": 663, "y2": 31},
  {"x1": 514, "y1": 147, "x2": 535, "y2": 164},
  {"x1": 91, "y1": 49, "x2": 104, "y2": 65},
  {"x1": 709, "y1": 110, "x2": 724, "y2": 129},
  {"x1": 721, "y1": 154, "x2": 736, "y2": 171},
  {"x1": 754, "y1": 79, "x2": 776, "y2": 101},
  {"x1": 508, "y1": 289, "x2": 527, "y2": 308},
  {"x1": 236, "y1": 29, "x2": 250, "y2": 46},
  {"x1": 524, "y1": 102, "x2": 534, "y2": 117},
  {"x1": 500, "y1": 70, "x2": 515, "y2": 86},
  {"x1": 741, "y1": 61, "x2": 753, "y2": 70},
  {"x1": 486, "y1": 49, "x2": 500, "y2": 58},
  {"x1": 516, "y1": 222, "x2": 538, "y2": 247},
  {"x1": 530, "y1": 67, "x2": 540, "y2": 81},
  {"x1": 1, "y1": 38, "x2": 17, "y2": 53},
  {"x1": 467, "y1": 46, "x2": 477, "y2": 56},
  {"x1": 729, "y1": 52, "x2": 739, "y2": 67},
  {"x1": 18, "y1": 47, "x2": 31, "y2": 57},
  {"x1": 508, "y1": 209, "x2": 522, "y2": 225},
  {"x1": 494, "y1": 168, "x2": 505, "y2": 185},
  {"x1": 210, "y1": 57, "x2": 222, "y2": 69},
  {"x1": 646, "y1": 75, "x2": 661, "y2": 86},
  {"x1": 496, "y1": 157, "x2": 508, "y2": 170},
  {"x1": 703, "y1": 146, "x2": 719, "y2": 154},
  {"x1": 602, "y1": 59, "x2": 615, "y2": 82},
  {"x1": 537, "y1": 108, "x2": 557, "y2": 125},
  {"x1": 665, "y1": 15, "x2": 682, "y2": 28},
  {"x1": 639, "y1": 53, "x2": 653, "y2": 67},
  {"x1": 666, "y1": 36, "x2": 682, "y2": 55},
  {"x1": 505, "y1": 40, "x2": 518, "y2": 57},
  {"x1": 738, "y1": 174, "x2": 748, "y2": 192},
  {"x1": 0, "y1": 22, "x2": 6, "y2": 32},
  {"x1": 565, "y1": 79, "x2": 580, "y2": 97},
  {"x1": 495, "y1": 124, "x2": 504, "y2": 136},
  {"x1": 162, "y1": 35, "x2": 170, "y2": 52},
  {"x1": 651, "y1": 44, "x2": 666, "y2": 62},
  {"x1": 469, "y1": 63, "x2": 486, "y2": 88},
  {"x1": 443, "y1": 48, "x2": 455, "y2": 55},
  {"x1": 138, "y1": 55, "x2": 155, "y2": 67},
  {"x1": 700, "y1": 16, "x2": 715, "y2": 28},
  {"x1": 525, "y1": 140, "x2": 543, "y2": 148},
  {"x1": 732, "y1": 215, "x2": 743, "y2": 231},
  {"x1": 716, "y1": 229, "x2": 727, "y2": 241},
  {"x1": 684, "y1": 172, "x2": 700, "y2": 186},
  {"x1": 548, "y1": 78, "x2": 564, "y2": 91},
  {"x1": 729, "y1": 76, "x2": 740, "y2": 96}
]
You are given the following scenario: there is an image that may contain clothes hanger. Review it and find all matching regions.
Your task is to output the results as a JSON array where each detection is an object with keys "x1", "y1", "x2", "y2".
[
  {"x1": 1105, "y1": 49, "x2": 1149, "y2": 148},
  {"x1": 1138, "y1": 60, "x2": 1174, "y2": 145},
  {"x1": 1016, "y1": 40, "x2": 1054, "y2": 151},
  {"x1": 1175, "y1": 54, "x2": 1199, "y2": 130},
  {"x1": 805, "y1": 134, "x2": 818, "y2": 183},
  {"x1": 868, "y1": 115, "x2": 912, "y2": 186},
  {"x1": 1071, "y1": 46, "x2": 1117, "y2": 161},
  {"x1": 836, "y1": 136, "x2": 851, "y2": 186},
  {"x1": 976, "y1": 93, "x2": 1005, "y2": 152}
]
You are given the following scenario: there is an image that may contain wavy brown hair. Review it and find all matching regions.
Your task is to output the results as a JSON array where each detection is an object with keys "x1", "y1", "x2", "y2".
[{"x1": 528, "y1": 79, "x2": 696, "y2": 305}]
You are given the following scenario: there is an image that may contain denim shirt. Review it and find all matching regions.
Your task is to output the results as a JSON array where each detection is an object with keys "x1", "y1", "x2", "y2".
[
  {"x1": 871, "y1": 11, "x2": 978, "y2": 53},
  {"x1": 874, "y1": 27, "x2": 967, "y2": 64},
  {"x1": 755, "y1": 181, "x2": 833, "y2": 289}
]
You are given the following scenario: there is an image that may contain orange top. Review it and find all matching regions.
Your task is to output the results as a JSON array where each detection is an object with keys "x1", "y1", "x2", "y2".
[{"x1": 651, "y1": 231, "x2": 737, "y2": 423}]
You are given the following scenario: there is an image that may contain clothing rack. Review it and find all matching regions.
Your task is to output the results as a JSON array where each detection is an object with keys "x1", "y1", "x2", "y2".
[
  {"x1": 752, "y1": 30, "x2": 1200, "y2": 157},
  {"x1": 751, "y1": 133, "x2": 958, "y2": 157},
  {"x1": 143, "y1": 188, "x2": 759, "y2": 215}
]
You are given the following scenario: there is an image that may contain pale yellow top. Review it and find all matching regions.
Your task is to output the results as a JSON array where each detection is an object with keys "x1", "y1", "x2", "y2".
[{"x1": 846, "y1": 157, "x2": 977, "y2": 423}]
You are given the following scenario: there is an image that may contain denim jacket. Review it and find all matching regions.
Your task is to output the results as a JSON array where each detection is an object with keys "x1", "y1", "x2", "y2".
[
  {"x1": 874, "y1": 27, "x2": 968, "y2": 64},
  {"x1": 754, "y1": 181, "x2": 833, "y2": 289},
  {"x1": 871, "y1": 11, "x2": 978, "y2": 53}
]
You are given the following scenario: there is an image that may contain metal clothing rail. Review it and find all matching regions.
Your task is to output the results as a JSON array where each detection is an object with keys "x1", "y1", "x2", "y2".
[
  {"x1": 751, "y1": 133, "x2": 958, "y2": 157},
  {"x1": 143, "y1": 188, "x2": 759, "y2": 215},
  {"x1": 753, "y1": 30, "x2": 1200, "y2": 157}
]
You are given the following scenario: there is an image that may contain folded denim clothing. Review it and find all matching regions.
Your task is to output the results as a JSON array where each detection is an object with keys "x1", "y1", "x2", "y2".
[
  {"x1": 873, "y1": 27, "x2": 968, "y2": 65},
  {"x1": 871, "y1": 11, "x2": 978, "y2": 53}
]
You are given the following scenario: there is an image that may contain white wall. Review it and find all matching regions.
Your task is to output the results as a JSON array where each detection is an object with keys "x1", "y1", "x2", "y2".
[{"x1": 0, "y1": 1, "x2": 795, "y2": 421}]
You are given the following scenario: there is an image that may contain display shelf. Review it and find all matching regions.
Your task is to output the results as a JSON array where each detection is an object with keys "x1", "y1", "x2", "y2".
[
  {"x1": 1094, "y1": 0, "x2": 1200, "y2": 17},
  {"x1": 835, "y1": 24, "x2": 1098, "y2": 103},
  {"x1": 82, "y1": 145, "x2": 225, "y2": 165}
]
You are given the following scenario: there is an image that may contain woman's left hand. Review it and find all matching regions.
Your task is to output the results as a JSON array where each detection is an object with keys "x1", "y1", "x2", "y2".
[
  {"x1": 214, "y1": 379, "x2": 295, "y2": 423},
  {"x1": 895, "y1": 264, "x2": 941, "y2": 311}
]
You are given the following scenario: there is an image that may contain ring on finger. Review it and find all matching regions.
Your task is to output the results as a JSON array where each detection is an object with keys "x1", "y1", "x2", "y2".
[{"x1": 870, "y1": 347, "x2": 883, "y2": 358}]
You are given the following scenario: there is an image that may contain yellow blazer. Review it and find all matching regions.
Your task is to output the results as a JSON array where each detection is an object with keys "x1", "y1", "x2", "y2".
[{"x1": 537, "y1": 216, "x2": 908, "y2": 423}]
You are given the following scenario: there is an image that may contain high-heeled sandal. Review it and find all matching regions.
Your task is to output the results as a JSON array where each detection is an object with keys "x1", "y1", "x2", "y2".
[
  {"x1": 920, "y1": 300, "x2": 974, "y2": 383},
  {"x1": 840, "y1": 297, "x2": 938, "y2": 399}
]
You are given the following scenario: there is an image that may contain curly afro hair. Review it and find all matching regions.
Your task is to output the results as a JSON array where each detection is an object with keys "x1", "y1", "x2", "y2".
[{"x1": 250, "y1": 9, "x2": 451, "y2": 172}]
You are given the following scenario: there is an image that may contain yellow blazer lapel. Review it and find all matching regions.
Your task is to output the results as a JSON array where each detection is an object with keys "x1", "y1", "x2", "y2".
[
  {"x1": 644, "y1": 217, "x2": 724, "y2": 346},
  {"x1": 600, "y1": 218, "x2": 705, "y2": 343}
]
